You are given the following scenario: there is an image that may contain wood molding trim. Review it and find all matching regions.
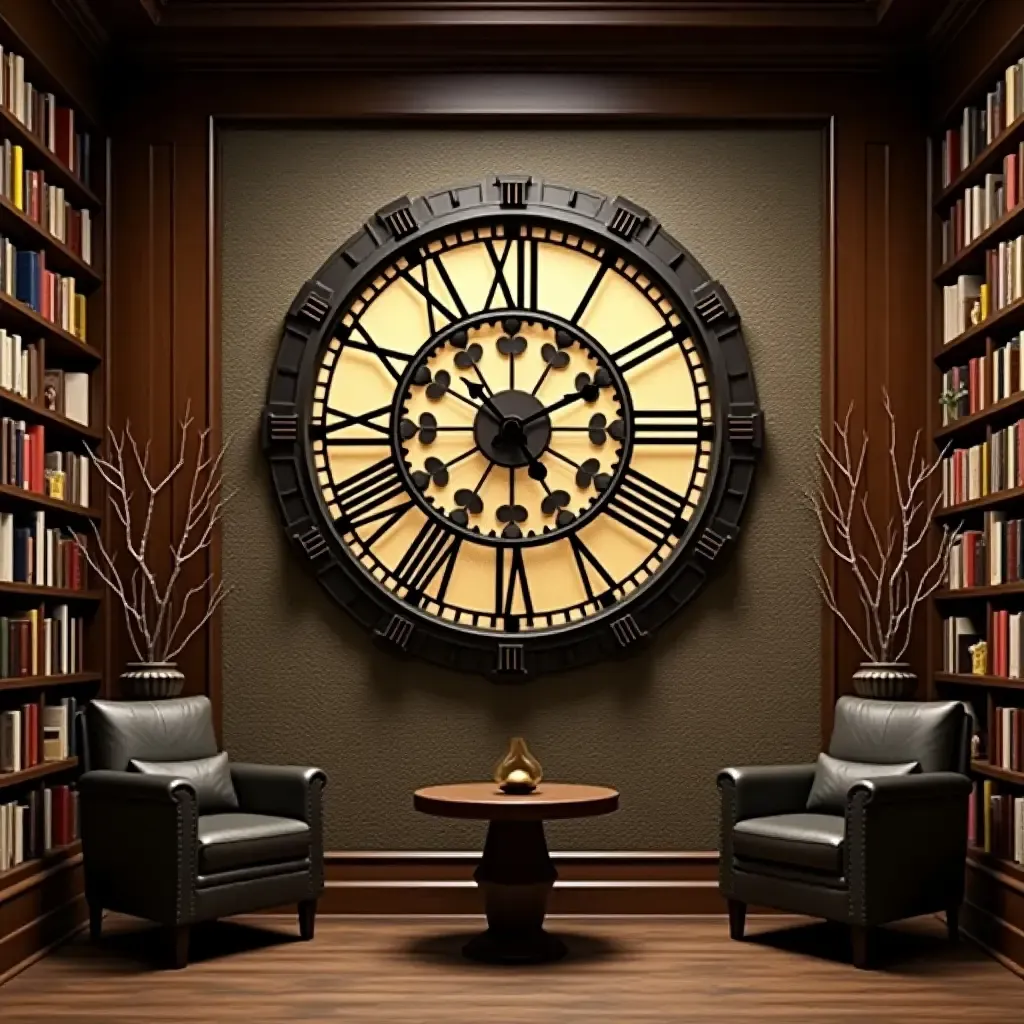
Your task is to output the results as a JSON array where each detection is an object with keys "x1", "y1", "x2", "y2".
[
  {"x1": 288, "y1": 850, "x2": 770, "y2": 916},
  {"x1": 0, "y1": 855, "x2": 86, "y2": 984},
  {"x1": 962, "y1": 858, "x2": 1024, "y2": 976}
]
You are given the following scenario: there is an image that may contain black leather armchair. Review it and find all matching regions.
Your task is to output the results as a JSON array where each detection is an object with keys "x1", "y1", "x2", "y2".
[
  {"x1": 718, "y1": 696, "x2": 972, "y2": 968},
  {"x1": 79, "y1": 696, "x2": 327, "y2": 968}
]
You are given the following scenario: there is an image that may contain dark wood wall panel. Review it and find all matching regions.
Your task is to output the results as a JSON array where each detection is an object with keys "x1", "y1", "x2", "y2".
[{"x1": 106, "y1": 70, "x2": 928, "y2": 751}]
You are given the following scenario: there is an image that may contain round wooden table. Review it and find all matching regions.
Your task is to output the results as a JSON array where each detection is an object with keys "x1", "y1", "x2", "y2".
[{"x1": 413, "y1": 781, "x2": 619, "y2": 964}]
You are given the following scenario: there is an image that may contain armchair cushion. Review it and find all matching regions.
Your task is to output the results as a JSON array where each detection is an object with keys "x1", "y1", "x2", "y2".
[
  {"x1": 828, "y1": 696, "x2": 968, "y2": 773},
  {"x1": 131, "y1": 751, "x2": 239, "y2": 814},
  {"x1": 733, "y1": 812, "x2": 845, "y2": 875},
  {"x1": 197, "y1": 812, "x2": 310, "y2": 875},
  {"x1": 805, "y1": 753, "x2": 919, "y2": 814}
]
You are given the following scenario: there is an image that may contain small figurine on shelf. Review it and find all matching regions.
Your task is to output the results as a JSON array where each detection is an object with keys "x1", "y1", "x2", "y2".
[
  {"x1": 970, "y1": 732, "x2": 982, "y2": 760},
  {"x1": 969, "y1": 298, "x2": 982, "y2": 326},
  {"x1": 969, "y1": 639, "x2": 988, "y2": 676}
]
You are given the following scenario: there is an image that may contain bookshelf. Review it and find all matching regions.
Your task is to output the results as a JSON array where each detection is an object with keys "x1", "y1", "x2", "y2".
[
  {"x1": 929, "y1": 43, "x2": 1024, "y2": 975},
  {"x1": 0, "y1": 9, "x2": 106, "y2": 929}
]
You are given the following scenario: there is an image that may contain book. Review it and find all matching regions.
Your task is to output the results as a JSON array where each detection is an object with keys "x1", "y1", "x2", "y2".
[{"x1": 63, "y1": 373, "x2": 88, "y2": 426}]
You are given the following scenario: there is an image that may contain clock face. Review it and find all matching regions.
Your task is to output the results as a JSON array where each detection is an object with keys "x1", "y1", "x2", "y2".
[{"x1": 263, "y1": 177, "x2": 762, "y2": 678}]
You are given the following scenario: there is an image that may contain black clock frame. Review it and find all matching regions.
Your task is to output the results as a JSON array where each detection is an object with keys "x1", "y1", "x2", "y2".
[{"x1": 261, "y1": 175, "x2": 764, "y2": 680}]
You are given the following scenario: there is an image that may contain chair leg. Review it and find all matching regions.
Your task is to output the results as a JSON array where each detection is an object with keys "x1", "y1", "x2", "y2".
[
  {"x1": 88, "y1": 902, "x2": 102, "y2": 942},
  {"x1": 298, "y1": 899, "x2": 317, "y2": 941},
  {"x1": 727, "y1": 899, "x2": 746, "y2": 941},
  {"x1": 169, "y1": 925, "x2": 189, "y2": 970},
  {"x1": 947, "y1": 903, "x2": 960, "y2": 944},
  {"x1": 851, "y1": 924, "x2": 870, "y2": 969}
]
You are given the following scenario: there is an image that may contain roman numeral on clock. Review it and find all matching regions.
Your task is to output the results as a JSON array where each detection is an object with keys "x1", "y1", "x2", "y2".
[
  {"x1": 401, "y1": 254, "x2": 468, "y2": 334},
  {"x1": 495, "y1": 545, "x2": 534, "y2": 629},
  {"x1": 611, "y1": 324, "x2": 683, "y2": 374},
  {"x1": 333, "y1": 458, "x2": 409, "y2": 531},
  {"x1": 313, "y1": 404, "x2": 392, "y2": 445},
  {"x1": 340, "y1": 323, "x2": 413, "y2": 382},
  {"x1": 483, "y1": 239, "x2": 516, "y2": 309},
  {"x1": 568, "y1": 533, "x2": 617, "y2": 605},
  {"x1": 633, "y1": 410, "x2": 713, "y2": 444},
  {"x1": 605, "y1": 468, "x2": 685, "y2": 544},
  {"x1": 394, "y1": 520, "x2": 463, "y2": 605},
  {"x1": 570, "y1": 255, "x2": 612, "y2": 324}
]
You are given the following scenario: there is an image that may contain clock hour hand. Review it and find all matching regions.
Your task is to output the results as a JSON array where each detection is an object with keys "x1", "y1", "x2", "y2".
[{"x1": 460, "y1": 378, "x2": 502, "y2": 423}]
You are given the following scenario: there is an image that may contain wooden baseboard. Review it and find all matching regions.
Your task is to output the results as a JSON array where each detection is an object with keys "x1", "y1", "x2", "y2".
[
  {"x1": 962, "y1": 857, "x2": 1024, "y2": 978},
  {"x1": 297, "y1": 850, "x2": 764, "y2": 916}
]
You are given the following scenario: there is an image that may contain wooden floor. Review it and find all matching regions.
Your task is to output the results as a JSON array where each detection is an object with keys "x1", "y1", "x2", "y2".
[{"x1": 0, "y1": 914, "x2": 1021, "y2": 1023}]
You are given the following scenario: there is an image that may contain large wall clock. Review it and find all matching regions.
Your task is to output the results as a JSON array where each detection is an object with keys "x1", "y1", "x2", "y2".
[{"x1": 262, "y1": 175, "x2": 763, "y2": 679}]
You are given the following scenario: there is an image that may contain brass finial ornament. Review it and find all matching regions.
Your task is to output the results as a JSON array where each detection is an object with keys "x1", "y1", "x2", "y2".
[{"x1": 494, "y1": 737, "x2": 543, "y2": 794}]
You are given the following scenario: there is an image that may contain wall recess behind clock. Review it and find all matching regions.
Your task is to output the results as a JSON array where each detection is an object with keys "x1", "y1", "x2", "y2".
[{"x1": 262, "y1": 175, "x2": 763, "y2": 679}]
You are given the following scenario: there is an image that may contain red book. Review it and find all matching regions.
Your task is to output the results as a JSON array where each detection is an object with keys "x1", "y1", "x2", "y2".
[
  {"x1": 53, "y1": 108, "x2": 73, "y2": 168},
  {"x1": 26, "y1": 424, "x2": 43, "y2": 493}
]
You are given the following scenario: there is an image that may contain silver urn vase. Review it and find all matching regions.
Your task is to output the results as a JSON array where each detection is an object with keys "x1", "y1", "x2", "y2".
[
  {"x1": 120, "y1": 662, "x2": 185, "y2": 699},
  {"x1": 851, "y1": 662, "x2": 916, "y2": 700}
]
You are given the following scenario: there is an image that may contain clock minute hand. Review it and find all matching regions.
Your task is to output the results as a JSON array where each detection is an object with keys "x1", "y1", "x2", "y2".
[{"x1": 519, "y1": 382, "x2": 600, "y2": 429}]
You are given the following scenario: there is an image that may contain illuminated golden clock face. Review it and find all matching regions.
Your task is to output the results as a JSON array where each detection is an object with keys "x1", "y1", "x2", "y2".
[{"x1": 307, "y1": 220, "x2": 714, "y2": 634}]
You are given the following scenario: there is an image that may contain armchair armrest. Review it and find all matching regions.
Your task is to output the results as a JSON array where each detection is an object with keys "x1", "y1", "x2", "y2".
[
  {"x1": 846, "y1": 771, "x2": 971, "y2": 926},
  {"x1": 79, "y1": 769, "x2": 200, "y2": 926},
  {"x1": 717, "y1": 764, "x2": 817, "y2": 822},
  {"x1": 229, "y1": 763, "x2": 327, "y2": 824}
]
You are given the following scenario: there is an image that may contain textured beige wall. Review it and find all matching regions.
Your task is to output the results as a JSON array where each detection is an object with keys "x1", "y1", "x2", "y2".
[{"x1": 220, "y1": 128, "x2": 822, "y2": 851}]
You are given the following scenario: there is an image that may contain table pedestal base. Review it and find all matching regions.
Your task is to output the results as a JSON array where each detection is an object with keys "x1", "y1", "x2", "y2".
[{"x1": 464, "y1": 819, "x2": 564, "y2": 965}]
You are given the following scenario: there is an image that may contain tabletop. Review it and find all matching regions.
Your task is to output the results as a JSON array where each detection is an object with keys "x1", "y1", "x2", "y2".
[{"x1": 413, "y1": 781, "x2": 620, "y2": 821}]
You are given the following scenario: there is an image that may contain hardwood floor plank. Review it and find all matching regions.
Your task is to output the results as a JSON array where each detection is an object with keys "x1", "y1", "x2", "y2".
[{"x1": 0, "y1": 915, "x2": 1020, "y2": 1023}]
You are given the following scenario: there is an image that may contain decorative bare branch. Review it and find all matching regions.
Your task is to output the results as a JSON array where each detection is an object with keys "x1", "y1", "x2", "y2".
[
  {"x1": 70, "y1": 402, "x2": 235, "y2": 664},
  {"x1": 806, "y1": 389, "x2": 959, "y2": 664}
]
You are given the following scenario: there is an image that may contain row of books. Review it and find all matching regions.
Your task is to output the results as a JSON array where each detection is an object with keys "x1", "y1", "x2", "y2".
[
  {"x1": 0, "y1": 47, "x2": 91, "y2": 186},
  {"x1": 0, "y1": 141, "x2": 93, "y2": 266},
  {"x1": 938, "y1": 334, "x2": 1024, "y2": 424},
  {"x1": 942, "y1": 616, "x2": 981, "y2": 673},
  {"x1": 991, "y1": 705, "x2": 1024, "y2": 772},
  {"x1": 0, "y1": 695, "x2": 77, "y2": 773},
  {"x1": 0, "y1": 418, "x2": 91, "y2": 505},
  {"x1": 941, "y1": 419, "x2": 1024, "y2": 506},
  {"x1": 40, "y1": 368, "x2": 89, "y2": 426},
  {"x1": 0, "y1": 329, "x2": 38, "y2": 401},
  {"x1": 942, "y1": 274, "x2": 983, "y2": 344},
  {"x1": 0, "y1": 511, "x2": 87, "y2": 589},
  {"x1": 940, "y1": 153, "x2": 1023, "y2": 262},
  {"x1": 969, "y1": 781, "x2": 1024, "y2": 865},
  {"x1": 0, "y1": 239, "x2": 86, "y2": 340},
  {"x1": 941, "y1": 56, "x2": 1024, "y2": 187},
  {"x1": 986, "y1": 610, "x2": 1024, "y2": 678},
  {"x1": 0, "y1": 606, "x2": 85, "y2": 679},
  {"x1": 0, "y1": 784, "x2": 78, "y2": 873}
]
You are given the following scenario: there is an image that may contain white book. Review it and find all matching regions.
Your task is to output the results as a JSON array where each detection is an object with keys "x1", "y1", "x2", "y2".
[
  {"x1": 32, "y1": 511, "x2": 43, "y2": 589},
  {"x1": 79, "y1": 455, "x2": 89, "y2": 507},
  {"x1": 63, "y1": 373, "x2": 89, "y2": 427},
  {"x1": 0, "y1": 512, "x2": 12, "y2": 582},
  {"x1": 0, "y1": 329, "x2": 8, "y2": 390},
  {"x1": 1, "y1": 710, "x2": 22, "y2": 772},
  {"x1": 0, "y1": 802, "x2": 9, "y2": 872},
  {"x1": 1011, "y1": 614, "x2": 1021, "y2": 678},
  {"x1": 13, "y1": 803, "x2": 23, "y2": 866},
  {"x1": 14, "y1": 55, "x2": 24, "y2": 123},
  {"x1": 82, "y1": 209, "x2": 91, "y2": 264}
]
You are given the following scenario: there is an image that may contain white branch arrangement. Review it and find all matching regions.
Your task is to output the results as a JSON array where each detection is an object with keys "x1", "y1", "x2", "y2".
[
  {"x1": 807, "y1": 390, "x2": 959, "y2": 664},
  {"x1": 72, "y1": 404, "x2": 234, "y2": 664}
]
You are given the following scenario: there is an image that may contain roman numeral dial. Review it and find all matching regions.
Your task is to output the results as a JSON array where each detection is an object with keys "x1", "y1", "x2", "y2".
[{"x1": 300, "y1": 205, "x2": 729, "y2": 650}]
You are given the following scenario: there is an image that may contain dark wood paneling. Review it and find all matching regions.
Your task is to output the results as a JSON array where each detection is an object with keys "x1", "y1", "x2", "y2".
[
  {"x1": 0, "y1": 858, "x2": 86, "y2": 985},
  {"x1": 107, "y1": 66, "x2": 929, "y2": 744}
]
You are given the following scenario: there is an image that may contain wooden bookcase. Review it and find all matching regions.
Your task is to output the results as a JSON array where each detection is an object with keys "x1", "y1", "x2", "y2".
[
  {"x1": 928, "y1": 37, "x2": 1024, "y2": 978},
  {"x1": 0, "y1": 9, "x2": 105, "y2": 979}
]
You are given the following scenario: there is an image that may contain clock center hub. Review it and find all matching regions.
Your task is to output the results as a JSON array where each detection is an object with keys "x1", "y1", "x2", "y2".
[{"x1": 474, "y1": 390, "x2": 551, "y2": 468}]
